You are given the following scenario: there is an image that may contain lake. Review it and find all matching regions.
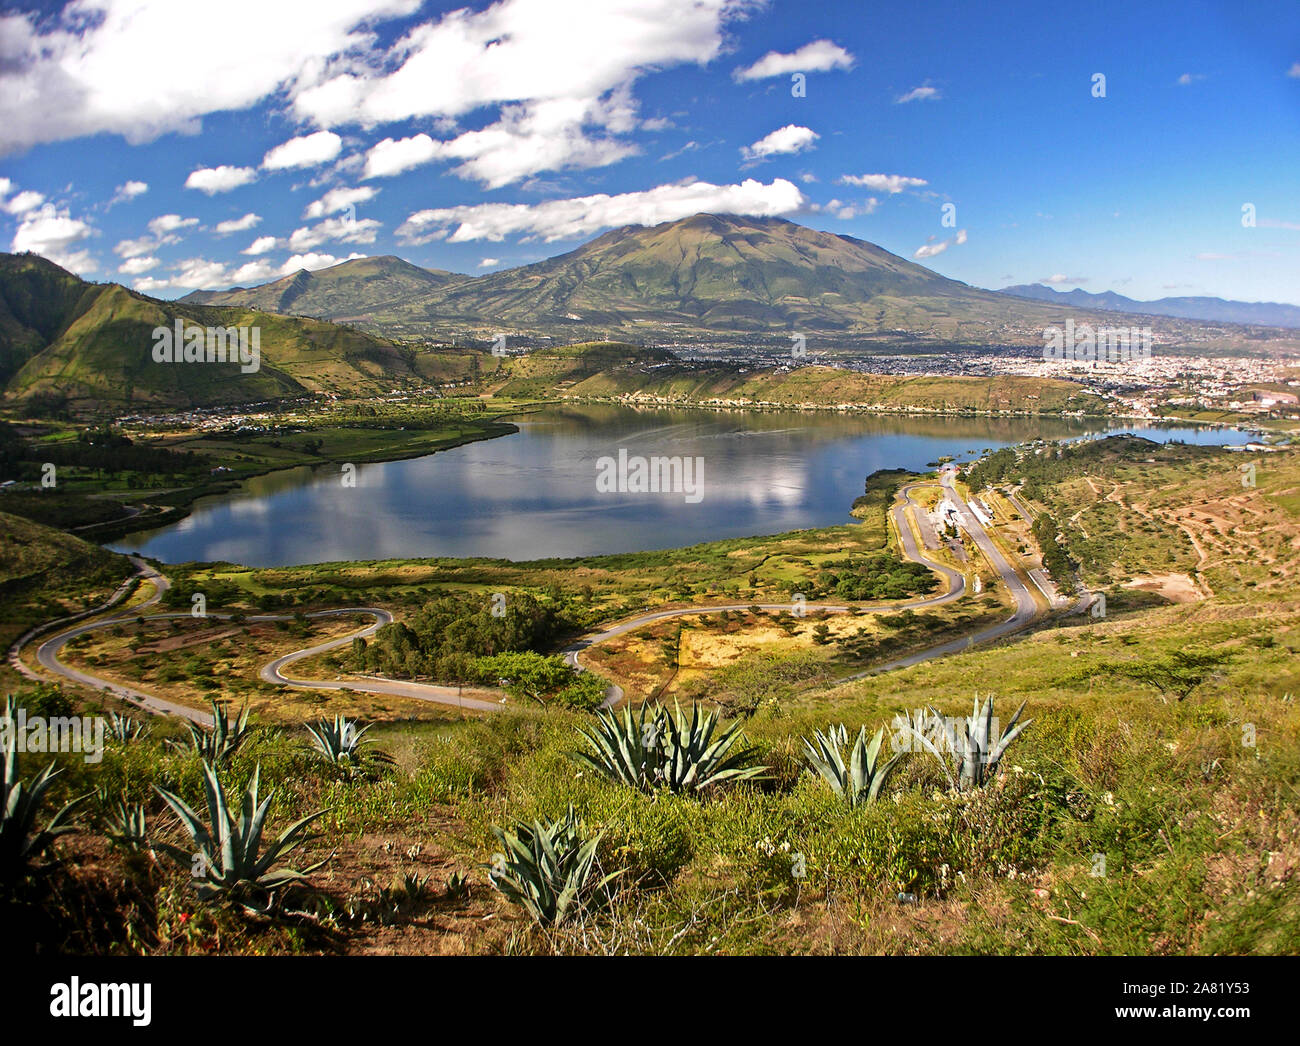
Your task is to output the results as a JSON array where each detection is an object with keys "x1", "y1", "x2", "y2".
[{"x1": 110, "y1": 405, "x2": 1252, "y2": 566}]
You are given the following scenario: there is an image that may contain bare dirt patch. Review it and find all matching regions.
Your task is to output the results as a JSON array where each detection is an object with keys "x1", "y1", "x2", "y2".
[{"x1": 1122, "y1": 572, "x2": 1202, "y2": 603}]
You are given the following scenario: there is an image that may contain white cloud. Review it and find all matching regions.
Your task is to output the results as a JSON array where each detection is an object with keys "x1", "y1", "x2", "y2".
[
  {"x1": 304, "y1": 0, "x2": 742, "y2": 186},
  {"x1": 1176, "y1": 73, "x2": 1205, "y2": 86},
  {"x1": 0, "y1": 0, "x2": 421, "y2": 156},
  {"x1": 230, "y1": 259, "x2": 279, "y2": 283},
  {"x1": 1288, "y1": 62, "x2": 1300, "y2": 78},
  {"x1": 479, "y1": 257, "x2": 500, "y2": 267},
  {"x1": 214, "y1": 213, "x2": 262, "y2": 235},
  {"x1": 304, "y1": 185, "x2": 377, "y2": 219},
  {"x1": 280, "y1": 251, "x2": 365, "y2": 274},
  {"x1": 132, "y1": 276, "x2": 172, "y2": 293},
  {"x1": 242, "y1": 235, "x2": 279, "y2": 255},
  {"x1": 822, "y1": 197, "x2": 878, "y2": 220},
  {"x1": 171, "y1": 258, "x2": 234, "y2": 288},
  {"x1": 416, "y1": 95, "x2": 641, "y2": 188},
  {"x1": 115, "y1": 213, "x2": 198, "y2": 259},
  {"x1": 4, "y1": 190, "x2": 45, "y2": 215},
  {"x1": 117, "y1": 256, "x2": 158, "y2": 275},
  {"x1": 397, "y1": 176, "x2": 806, "y2": 244},
  {"x1": 733, "y1": 39, "x2": 854, "y2": 81},
  {"x1": 148, "y1": 214, "x2": 199, "y2": 236},
  {"x1": 913, "y1": 228, "x2": 967, "y2": 260},
  {"x1": 363, "y1": 134, "x2": 439, "y2": 179},
  {"x1": 109, "y1": 180, "x2": 148, "y2": 206},
  {"x1": 837, "y1": 173, "x2": 928, "y2": 194},
  {"x1": 0, "y1": 178, "x2": 11, "y2": 199},
  {"x1": 294, "y1": 0, "x2": 736, "y2": 127},
  {"x1": 741, "y1": 124, "x2": 818, "y2": 161},
  {"x1": 114, "y1": 236, "x2": 157, "y2": 259},
  {"x1": 185, "y1": 165, "x2": 257, "y2": 194},
  {"x1": 262, "y1": 130, "x2": 343, "y2": 170},
  {"x1": 896, "y1": 85, "x2": 941, "y2": 103},
  {"x1": 11, "y1": 203, "x2": 95, "y2": 271},
  {"x1": 1, "y1": 1, "x2": 746, "y2": 189},
  {"x1": 287, "y1": 216, "x2": 381, "y2": 251},
  {"x1": 1039, "y1": 272, "x2": 1085, "y2": 284}
]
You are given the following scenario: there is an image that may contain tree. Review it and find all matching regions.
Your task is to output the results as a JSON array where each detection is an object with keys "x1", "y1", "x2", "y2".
[
  {"x1": 1119, "y1": 648, "x2": 1231, "y2": 702},
  {"x1": 474, "y1": 652, "x2": 575, "y2": 708}
]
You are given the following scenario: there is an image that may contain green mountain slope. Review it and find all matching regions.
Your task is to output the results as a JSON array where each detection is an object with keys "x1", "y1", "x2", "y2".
[
  {"x1": 0, "y1": 253, "x2": 104, "y2": 384},
  {"x1": 0, "y1": 259, "x2": 424, "y2": 411},
  {"x1": 179, "y1": 255, "x2": 462, "y2": 321},
  {"x1": 184, "y1": 213, "x2": 1234, "y2": 347},
  {"x1": 421, "y1": 213, "x2": 985, "y2": 331}
]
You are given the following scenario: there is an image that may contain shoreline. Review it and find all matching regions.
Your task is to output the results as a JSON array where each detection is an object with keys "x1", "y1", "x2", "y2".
[{"x1": 86, "y1": 417, "x2": 522, "y2": 544}]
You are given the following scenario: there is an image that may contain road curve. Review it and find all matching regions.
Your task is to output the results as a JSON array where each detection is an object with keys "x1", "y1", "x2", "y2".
[
  {"x1": 563, "y1": 481, "x2": 973, "y2": 703},
  {"x1": 259, "y1": 608, "x2": 504, "y2": 713},
  {"x1": 840, "y1": 468, "x2": 1040, "y2": 681},
  {"x1": 30, "y1": 605, "x2": 503, "y2": 723},
  {"x1": 20, "y1": 475, "x2": 1053, "y2": 721}
]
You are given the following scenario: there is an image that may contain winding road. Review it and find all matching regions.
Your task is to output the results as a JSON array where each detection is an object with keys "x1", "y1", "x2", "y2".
[{"x1": 16, "y1": 474, "x2": 1057, "y2": 723}]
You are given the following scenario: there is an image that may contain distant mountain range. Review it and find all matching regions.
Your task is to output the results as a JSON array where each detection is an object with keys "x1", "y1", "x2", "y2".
[
  {"x1": 181, "y1": 213, "x2": 1232, "y2": 347},
  {"x1": 3, "y1": 214, "x2": 1295, "y2": 414},
  {"x1": 1000, "y1": 283, "x2": 1300, "y2": 330}
]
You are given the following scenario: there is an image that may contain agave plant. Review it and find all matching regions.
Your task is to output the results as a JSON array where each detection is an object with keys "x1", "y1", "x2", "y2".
[
  {"x1": 107, "y1": 709, "x2": 150, "y2": 743},
  {"x1": 889, "y1": 706, "x2": 947, "y2": 756},
  {"x1": 444, "y1": 869, "x2": 470, "y2": 901},
  {"x1": 802, "y1": 724, "x2": 902, "y2": 807},
  {"x1": 0, "y1": 697, "x2": 85, "y2": 887},
  {"x1": 154, "y1": 760, "x2": 328, "y2": 911},
  {"x1": 895, "y1": 696, "x2": 1032, "y2": 791},
  {"x1": 572, "y1": 701, "x2": 766, "y2": 795},
  {"x1": 487, "y1": 806, "x2": 618, "y2": 927},
  {"x1": 99, "y1": 793, "x2": 150, "y2": 853},
  {"x1": 304, "y1": 715, "x2": 393, "y2": 772},
  {"x1": 168, "y1": 699, "x2": 251, "y2": 766},
  {"x1": 570, "y1": 703, "x2": 661, "y2": 791}
]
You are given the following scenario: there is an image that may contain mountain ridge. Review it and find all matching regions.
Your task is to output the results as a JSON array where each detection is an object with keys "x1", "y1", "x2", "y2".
[
  {"x1": 0, "y1": 253, "x2": 427, "y2": 412},
  {"x1": 175, "y1": 214, "x2": 1291, "y2": 346},
  {"x1": 1000, "y1": 282, "x2": 1300, "y2": 330}
]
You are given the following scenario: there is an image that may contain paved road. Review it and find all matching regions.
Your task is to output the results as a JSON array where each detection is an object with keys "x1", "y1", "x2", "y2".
[
  {"x1": 20, "y1": 476, "x2": 1053, "y2": 720},
  {"x1": 259, "y1": 608, "x2": 504, "y2": 713},
  {"x1": 26, "y1": 558, "x2": 209, "y2": 722},
  {"x1": 30, "y1": 601, "x2": 503, "y2": 722},
  {"x1": 840, "y1": 469, "x2": 1041, "y2": 680},
  {"x1": 562, "y1": 482, "x2": 970, "y2": 703}
]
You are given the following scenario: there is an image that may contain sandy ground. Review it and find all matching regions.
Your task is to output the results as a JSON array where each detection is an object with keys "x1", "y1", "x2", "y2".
[{"x1": 1121, "y1": 572, "x2": 1202, "y2": 603}]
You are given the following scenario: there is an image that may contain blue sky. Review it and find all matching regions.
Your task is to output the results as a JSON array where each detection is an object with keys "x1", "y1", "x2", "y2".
[{"x1": 1, "y1": 0, "x2": 1297, "y2": 304}]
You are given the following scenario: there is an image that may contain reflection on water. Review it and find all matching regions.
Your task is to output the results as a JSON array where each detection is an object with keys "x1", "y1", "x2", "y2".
[{"x1": 110, "y1": 405, "x2": 1249, "y2": 566}]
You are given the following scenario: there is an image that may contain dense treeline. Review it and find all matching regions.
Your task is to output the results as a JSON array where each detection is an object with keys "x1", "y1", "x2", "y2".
[
  {"x1": 346, "y1": 592, "x2": 572, "y2": 682},
  {"x1": 0, "y1": 423, "x2": 206, "y2": 483},
  {"x1": 816, "y1": 554, "x2": 938, "y2": 601},
  {"x1": 1031, "y1": 511, "x2": 1075, "y2": 584}
]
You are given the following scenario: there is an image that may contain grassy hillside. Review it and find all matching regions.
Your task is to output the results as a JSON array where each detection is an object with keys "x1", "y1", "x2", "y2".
[
  {"x1": 179, "y1": 255, "x2": 462, "y2": 322},
  {"x1": 0, "y1": 253, "x2": 104, "y2": 384},
  {"x1": 5, "y1": 280, "x2": 424, "y2": 411},
  {"x1": 489, "y1": 343, "x2": 1105, "y2": 414},
  {"x1": 15, "y1": 443, "x2": 1300, "y2": 955}
]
